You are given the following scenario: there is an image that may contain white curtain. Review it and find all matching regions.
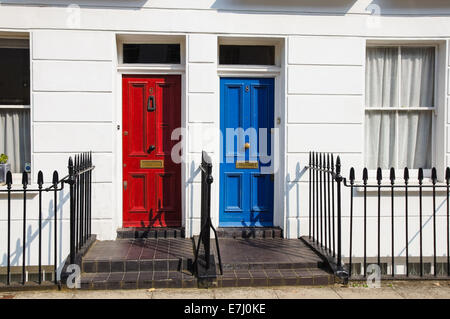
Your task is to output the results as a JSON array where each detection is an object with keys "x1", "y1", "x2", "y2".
[
  {"x1": 365, "y1": 47, "x2": 434, "y2": 169},
  {"x1": 0, "y1": 109, "x2": 30, "y2": 173}
]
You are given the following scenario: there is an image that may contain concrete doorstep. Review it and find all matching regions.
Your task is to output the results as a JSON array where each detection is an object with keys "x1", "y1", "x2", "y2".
[{"x1": 1, "y1": 280, "x2": 449, "y2": 299}]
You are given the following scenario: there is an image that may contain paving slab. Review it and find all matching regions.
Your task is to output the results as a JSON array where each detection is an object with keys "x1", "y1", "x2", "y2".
[
  {"x1": 272, "y1": 286, "x2": 341, "y2": 299},
  {"x1": 213, "y1": 287, "x2": 279, "y2": 299},
  {"x1": 152, "y1": 288, "x2": 215, "y2": 299},
  {"x1": 332, "y1": 286, "x2": 403, "y2": 299}
]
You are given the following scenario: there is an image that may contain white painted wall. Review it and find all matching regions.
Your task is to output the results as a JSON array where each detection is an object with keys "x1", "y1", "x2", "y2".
[{"x1": 0, "y1": 0, "x2": 449, "y2": 270}]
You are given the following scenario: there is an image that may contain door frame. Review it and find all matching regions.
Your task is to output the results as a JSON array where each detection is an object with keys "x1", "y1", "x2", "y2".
[
  {"x1": 114, "y1": 34, "x2": 187, "y2": 232},
  {"x1": 116, "y1": 71, "x2": 186, "y2": 230},
  {"x1": 121, "y1": 74, "x2": 183, "y2": 227},
  {"x1": 215, "y1": 69, "x2": 285, "y2": 232},
  {"x1": 218, "y1": 77, "x2": 276, "y2": 227}
]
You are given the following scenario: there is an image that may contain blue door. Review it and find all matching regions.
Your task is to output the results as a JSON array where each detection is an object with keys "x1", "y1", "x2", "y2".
[{"x1": 219, "y1": 78, "x2": 274, "y2": 227}]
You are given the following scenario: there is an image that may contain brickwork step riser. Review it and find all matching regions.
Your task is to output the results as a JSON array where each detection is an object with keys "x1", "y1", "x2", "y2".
[
  {"x1": 80, "y1": 272, "x2": 335, "y2": 290},
  {"x1": 222, "y1": 262, "x2": 326, "y2": 271},
  {"x1": 82, "y1": 258, "x2": 190, "y2": 273},
  {"x1": 217, "y1": 228, "x2": 283, "y2": 239},
  {"x1": 80, "y1": 271, "x2": 196, "y2": 290},
  {"x1": 116, "y1": 228, "x2": 185, "y2": 239}
]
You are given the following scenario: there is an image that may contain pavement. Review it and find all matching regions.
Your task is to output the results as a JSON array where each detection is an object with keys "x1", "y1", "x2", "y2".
[{"x1": 1, "y1": 281, "x2": 449, "y2": 299}]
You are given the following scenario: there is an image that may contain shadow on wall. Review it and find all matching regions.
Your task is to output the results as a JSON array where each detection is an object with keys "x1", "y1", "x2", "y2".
[
  {"x1": 285, "y1": 162, "x2": 307, "y2": 238},
  {"x1": 369, "y1": 0, "x2": 450, "y2": 13},
  {"x1": 0, "y1": 191, "x2": 69, "y2": 276},
  {"x1": 211, "y1": 0, "x2": 450, "y2": 15},
  {"x1": 211, "y1": 0, "x2": 358, "y2": 15}
]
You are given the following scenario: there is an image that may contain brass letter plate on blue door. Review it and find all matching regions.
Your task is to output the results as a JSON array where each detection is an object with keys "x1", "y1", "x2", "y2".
[
  {"x1": 140, "y1": 160, "x2": 164, "y2": 169},
  {"x1": 236, "y1": 161, "x2": 258, "y2": 169}
]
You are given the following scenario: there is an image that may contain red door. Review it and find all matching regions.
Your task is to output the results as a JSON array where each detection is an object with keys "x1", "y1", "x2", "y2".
[{"x1": 122, "y1": 75, "x2": 181, "y2": 227}]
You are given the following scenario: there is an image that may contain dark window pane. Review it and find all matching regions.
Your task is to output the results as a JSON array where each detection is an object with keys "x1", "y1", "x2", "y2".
[
  {"x1": 219, "y1": 45, "x2": 275, "y2": 65},
  {"x1": 123, "y1": 44, "x2": 181, "y2": 64},
  {"x1": 0, "y1": 48, "x2": 30, "y2": 105}
]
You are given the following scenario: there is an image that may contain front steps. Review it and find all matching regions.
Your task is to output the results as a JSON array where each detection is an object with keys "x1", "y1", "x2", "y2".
[
  {"x1": 78, "y1": 227, "x2": 335, "y2": 289},
  {"x1": 213, "y1": 238, "x2": 334, "y2": 287},
  {"x1": 80, "y1": 238, "x2": 197, "y2": 289}
]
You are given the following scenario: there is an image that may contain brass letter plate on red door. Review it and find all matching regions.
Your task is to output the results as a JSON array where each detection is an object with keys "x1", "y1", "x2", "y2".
[
  {"x1": 235, "y1": 161, "x2": 258, "y2": 169},
  {"x1": 140, "y1": 160, "x2": 164, "y2": 169}
]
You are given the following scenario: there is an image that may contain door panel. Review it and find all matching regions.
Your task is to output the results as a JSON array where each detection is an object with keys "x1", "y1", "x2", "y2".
[
  {"x1": 224, "y1": 173, "x2": 243, "y2": 212},
  {"x1": 219, "y1": 78, "x2": 274, "y2": 227},
  {"x1": 122, "y1": 75, "x2": 181, "y2": 227}
]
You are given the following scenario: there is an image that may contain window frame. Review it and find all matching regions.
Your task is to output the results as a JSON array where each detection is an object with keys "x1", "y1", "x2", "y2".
[
  {"x1": 0, "y1": 37, "x2": 31, "y2": 180},
  {"x1": 364, "y1": 43, "x2": 438, "y2": 177},
  {"x1": 217, "y1": 36, "x2": 283, "y2": 71},
  {"x1": 116, "y1": 34, "x2": 186, "y2": 70}
]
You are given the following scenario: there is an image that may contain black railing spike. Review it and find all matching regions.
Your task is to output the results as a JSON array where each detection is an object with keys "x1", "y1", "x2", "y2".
[
  {"x1": 390, "y1": 167, "x2": 395, "y2": 184},
  {"x1": 431, "y1": 167, "x2": 437, "y2": 185},
  {"x1": 68, "y1": 156, "x2": 74, "y2": 175},
  {"x1": 335, "y1": 156, "x2": 341, "y2": 174},
  {"x1": 22, "y1": 171, "x2": 28, "y2": 187},
  {"x1": 446, "y1": 167, "x2": 450, "y2": 184},
  {"x1": 312, "y1": 152, "x2": 315, "y2": 167},
  {"x1": 418, "y1": 168, "x2": 424, "y2": 184},
  {"x1": 309, "y1": 151, "x2": 311, "y2": 166},
  {"x1": 404, "y1": 167, "x2": 409, "y2": 184},
  {"x1": 327, "y1": 153, "x2": 330, "y2": 169},
  {"x1": 52, "y1": 171, "x2": 59, "y2": 185},
  {"x1": 320, "y1": 152, "x2": 323, "y2": 169},
  {"x1": 37, "y1": 171, "x2": 44, "y2": 187},
  {"x1": 331, "y1": 154, "x2": 334, "y2": 172},
  {"x1": 349, "y1": 167, "x2": 355, "y2": 184},
  {"x1": 362, "y1": 167, "x2": 368, "y2": 184},
  {"x1": 376, "y1": 167, "x2": 382, "y2": 184},
  {"x1": 6, "y1": 170, "x2": 12, "y2": 186}
]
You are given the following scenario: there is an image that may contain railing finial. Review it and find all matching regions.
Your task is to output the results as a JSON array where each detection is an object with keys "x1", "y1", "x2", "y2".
[{"x1": 390, "y1": 167, "x2": 395, "y2": 185}]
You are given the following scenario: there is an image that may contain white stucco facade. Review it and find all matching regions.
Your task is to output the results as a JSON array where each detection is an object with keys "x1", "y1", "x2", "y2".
[{"x1": 1, "y1": 0, "x2": 450, "y2": 272}]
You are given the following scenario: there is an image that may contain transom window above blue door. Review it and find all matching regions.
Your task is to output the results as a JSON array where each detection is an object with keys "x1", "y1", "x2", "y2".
[{"x1": 219, "y1": 45, "x2": 275, "y2": 65}]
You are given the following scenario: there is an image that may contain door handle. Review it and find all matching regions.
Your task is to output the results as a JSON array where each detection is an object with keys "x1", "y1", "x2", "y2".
[
  {"x1": 123, "y1": 181, "x2": 127, "y2": 190},
  {"x1": 244, "y1": 142, "x2": 250, "y2": 149},
  {"x1": 147, "y1": 95, "x2": 156, "y2": 112},
  {"x1": 147, "y1": 145, "x2": 156, "y2": 153}
]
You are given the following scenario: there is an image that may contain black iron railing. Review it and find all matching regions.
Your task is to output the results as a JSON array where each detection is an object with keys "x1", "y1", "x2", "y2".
[
  {"x1": 344, "y1": 166, "x2": 450, "y2": 278},
  {"x1": 0, "y1": 152, "x2": 94, "y2": 286},
  {"x1": 306, "y1": 152, "x2": 347, "y2": 280},
  {"x1": 193, "y1": 151, "x2": 223, "y2": 280},
  {"x1": 306, "y1": 151, "x2": 450, "y2": 280},
  {"x1": 67, "y1": 153, "x2": 94, "y2": 265}
]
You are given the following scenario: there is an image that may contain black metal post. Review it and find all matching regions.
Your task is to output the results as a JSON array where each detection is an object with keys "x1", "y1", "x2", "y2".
[
  {"x1": 335, "y1": 156, "x2": 342, "y2": 269},
  {"x1": 53, "y1": 171, "x2": 59, "y2": 284},
  {"x1": 38, "y1": 171, "x2": 43, "y2": 284},
  {"x1": 419, "y1": 168, "x2": 424, "y2": 277},
  {"x1": 6, "y1": 171, "x2": 12, "y2": 285},
  {"x1": 349, "y1": 167, "x2": 355, "y2": 277},
  {"x1": 447, "y1": 168, "x2": 450, "y2": 277},
  {"x1": 432, "y1": 167, "x2": 437, "y2": 276},
  {"x1": 404, "y1": 168, "x2": 409, "y2": 277},
  {"x1": 363, "y1": 168, "x2": 368, "y2": 277},
  {"x1": 390, "y1": 168, "x2": 395, "y2": 277},
  {"x1": 68, "y1": 157, "x2": 76, "y2": 265},
  {"x1": 309, "y1": 152, "x2": 312, "y2": 238},
  {"x1": 22, "y1": 171, "x2": 28, "y2": 285},
  {"x1": 377, "y1": 168, "x2": 382, "y2": 268}
]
